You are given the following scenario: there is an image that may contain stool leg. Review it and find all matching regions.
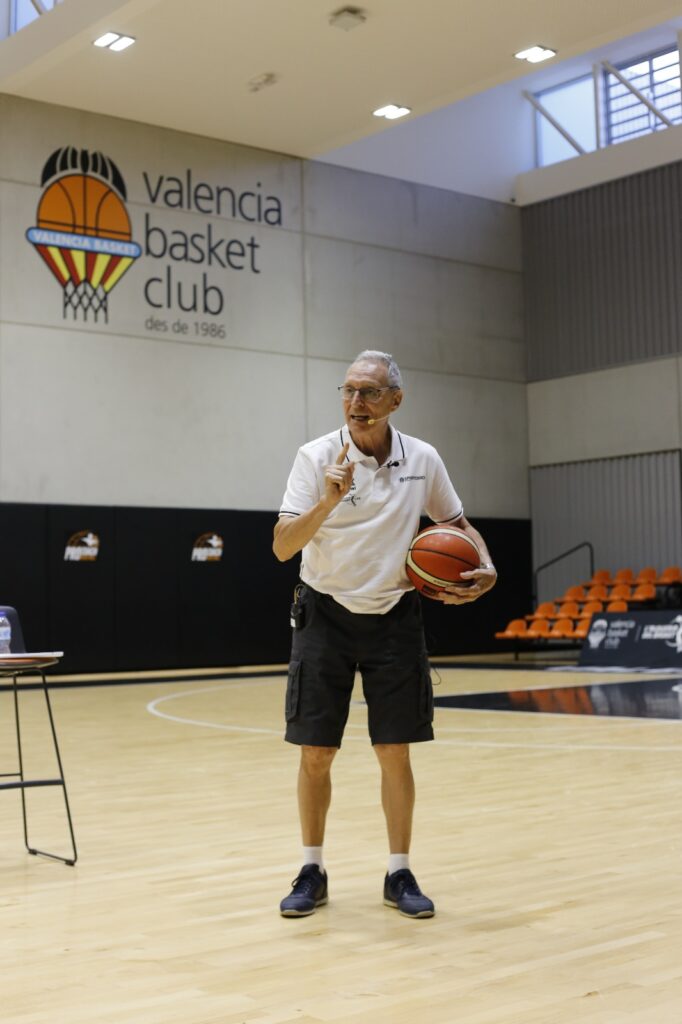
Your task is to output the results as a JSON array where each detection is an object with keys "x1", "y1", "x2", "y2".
[
  {"x1": 13, "y1": 672, "x2": 78, "y2": 866},
  {"x1": 40, "y1": 673, "x2": 77, "y2": 865},
  {"x1": 11, "y1": 676, "x2": 29, "y2": 851}
]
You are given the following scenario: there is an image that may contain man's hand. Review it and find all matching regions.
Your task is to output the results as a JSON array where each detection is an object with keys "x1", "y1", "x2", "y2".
[
  {"x1": 323, "y1": 443, "x2": 355, "y2": 509},
  {"x1": 437, "y1": 566, "x2": 497, "y2": 605}
]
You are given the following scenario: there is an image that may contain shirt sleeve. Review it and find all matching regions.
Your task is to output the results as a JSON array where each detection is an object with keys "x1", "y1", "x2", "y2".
[
  {"x1": 279, "y1": 449, "x2": 321, "y2": 517},
  {"x1": 424, "y1": 451, "x2": 464, "y2": 524}
]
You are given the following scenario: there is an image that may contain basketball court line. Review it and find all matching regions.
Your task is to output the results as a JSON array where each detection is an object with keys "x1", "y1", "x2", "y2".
[{"x1": 146, "y1": 682, "x2": 682, "y2": 752}]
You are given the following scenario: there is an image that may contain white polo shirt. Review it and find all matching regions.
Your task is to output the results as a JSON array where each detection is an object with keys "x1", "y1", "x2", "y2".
[{"x1": 279, "y1": 424, "x2": 463, "y2": 614}]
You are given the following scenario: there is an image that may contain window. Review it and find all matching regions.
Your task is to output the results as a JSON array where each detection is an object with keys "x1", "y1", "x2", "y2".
[
  {"x1": 605, "y1": 47, "x2": 682, "y2": 145},
  {"x1": 535, "y1": 75, "x2": 597, "y2": 168},
  {"x1": 11, "y1": 0, "x2": 57, "y2": 33}
]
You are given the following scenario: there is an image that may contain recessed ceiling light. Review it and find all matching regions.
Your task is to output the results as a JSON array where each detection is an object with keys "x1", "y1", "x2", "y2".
[
  {"x1": 329, "y1": 7, "x2": 367, "y2": 31},
  {"x1": 94, "y1": 32, "x2": 120, "y2": 47},
  {"x1": 109, "y1": 35, "x2": 135, "y2": 51},
  {"x1": 514, "y1": 45, "x2": 556, "y2": 64},
  {"x1": 93, "y1": 32, "x2": 135, "y2": 51},
  {"x1": 248, "y1": 72, "x2": 279, "y2": 93},
  {"x1": 373, "y1": 104, "x2": 411, "y2": 120}
]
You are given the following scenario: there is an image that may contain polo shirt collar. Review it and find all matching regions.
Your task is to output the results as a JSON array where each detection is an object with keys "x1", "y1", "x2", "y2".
[{"x1": 339, "y1": 424, "x2": 406, "y2": 467}]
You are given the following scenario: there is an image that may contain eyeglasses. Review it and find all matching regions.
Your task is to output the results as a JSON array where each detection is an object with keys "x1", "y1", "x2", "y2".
[{"x1": 337, "y1": 385, "x2": 397, "y2": 402}]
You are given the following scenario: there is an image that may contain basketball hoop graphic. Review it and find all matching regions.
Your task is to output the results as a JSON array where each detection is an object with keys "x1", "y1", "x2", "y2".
[{"x1": 26, "y1": 147, "x2": 141, "y2": 322}]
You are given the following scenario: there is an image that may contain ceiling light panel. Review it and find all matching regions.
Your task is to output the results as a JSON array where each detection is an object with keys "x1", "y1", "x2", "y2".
[
  {"x1": 514, "y1": 45, "x2": 556, "y2": 63},
  {"x1": 109, "y1": 35, "x2": 135, "y2": 51},
  {"x1": 93, "y1": 32, "x2": 135, "y2": 51},
  {"x1": 93, "y1": 32, "x2": 120, "y2": 47},
  {"x1": 373, "y1": 104, "x2": 411, "y2": 120}
]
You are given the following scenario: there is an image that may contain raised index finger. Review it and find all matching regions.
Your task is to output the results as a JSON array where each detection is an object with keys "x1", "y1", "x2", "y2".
[{"x1": 336, "y1": 442, "x2": 350, "y2": 465}]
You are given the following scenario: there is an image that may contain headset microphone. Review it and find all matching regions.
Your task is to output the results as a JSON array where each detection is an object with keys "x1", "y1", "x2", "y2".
[{"x1": 367, "y1": 414, "x2": 391, "y2": 425}]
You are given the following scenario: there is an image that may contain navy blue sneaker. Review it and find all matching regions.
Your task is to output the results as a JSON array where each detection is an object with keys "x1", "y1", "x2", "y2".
[
  {"x1": 383, "y1": 869, "x2": 435, "y2": 918},
  {"x1": 280, "y1": 864, "x2": 328, "y2": 917}
]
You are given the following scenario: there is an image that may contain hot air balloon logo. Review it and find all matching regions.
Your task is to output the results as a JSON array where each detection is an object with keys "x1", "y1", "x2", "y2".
[{"x1": 26, "y1": 147, "x2": 141, "y2": 322}]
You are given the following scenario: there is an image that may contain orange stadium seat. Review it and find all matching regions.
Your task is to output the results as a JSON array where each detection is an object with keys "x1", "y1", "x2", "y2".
[
  {"x1": 606, "y1": 599, "x2": 628, "y2": 612},
  {"x1": 584, "y1": 568, "x2": 611, "y2": 586},
  {"x1": 557, "y1": 600, "x2": 581, "y2": 620},
  {"x1": 635, "y1": 567, "x2": 657, "y2": 585},
  {"x1": 573, "y1": 619, "x2": 591, "y2": 640},
  {"x1": 526, "y1": 601, "x2": 557, "y2": 621},
  {"x1": 586, "y1": 584, "x2": 608, "y2": 601},
  {"x1": 631, "y1": 583, "x2": 656, "y2": 603},
  {"x1": 549, "y1": 618, "x2": 576, "y2": 639},
  {"x1": 557, "y1": 585, "x2": 586, "y2": 604},
  {"x1": 609, "y1": 583, "x2": 632, "y2": 601},
  {"x1": 612, "y1": 568, "x2": 634, "y2": 586},
  {"x1": 578, "y1": 600, "x2": 603, "y2": 619},
  {"x1": 526, "y1": 618, "x2": 551, "y2": 639},
  {"x1": 658, "y1": 566, "x2": 682, "y2": 584},
  {"x1": 495, "y1": 619, "x2": 528, "y2": 640}
]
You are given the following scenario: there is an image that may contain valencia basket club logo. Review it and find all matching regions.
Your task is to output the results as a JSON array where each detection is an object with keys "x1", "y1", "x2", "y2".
[{"x1": 26, "y1": 146, "x2": 141, "y2": 322}]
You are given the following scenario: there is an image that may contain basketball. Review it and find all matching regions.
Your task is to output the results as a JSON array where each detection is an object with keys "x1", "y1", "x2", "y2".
[
  {"x1": 406, "y1": 525, "x2": 481, "y2": 599},
  {"x1": 37, "y1": 174, "x2": 132, "y2": 240}
]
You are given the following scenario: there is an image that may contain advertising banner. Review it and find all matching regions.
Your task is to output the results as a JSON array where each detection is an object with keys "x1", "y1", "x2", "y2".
[{"x1": 579, "y1": 611, "x2": 682, "y2": 668}]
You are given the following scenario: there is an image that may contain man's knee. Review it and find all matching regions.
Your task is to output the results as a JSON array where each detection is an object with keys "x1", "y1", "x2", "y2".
[
  {"x1": 300, "y1": 745, "x2": 338, "y2": 778},
  {"x1": 374, "y1": 743, "x2": 411, "y2": 768}
]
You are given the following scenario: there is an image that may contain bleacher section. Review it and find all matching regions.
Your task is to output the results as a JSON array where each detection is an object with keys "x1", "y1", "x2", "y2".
[{"x1": 495, "y1": 565, "x2": 682, "y2": 653}]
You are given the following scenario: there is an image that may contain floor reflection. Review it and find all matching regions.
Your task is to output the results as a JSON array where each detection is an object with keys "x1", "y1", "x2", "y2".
[{"x1": 434, "y1": 678, "x2": 682, "y2": 721}]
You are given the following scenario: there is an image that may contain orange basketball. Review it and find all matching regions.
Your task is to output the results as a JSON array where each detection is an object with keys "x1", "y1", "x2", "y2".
[
  {"x1": 37, "y1": 174, "x2": 132, "y2": 240},
  {"x1": 406, "y1": 525, "x2": 481, "y2": 599}
]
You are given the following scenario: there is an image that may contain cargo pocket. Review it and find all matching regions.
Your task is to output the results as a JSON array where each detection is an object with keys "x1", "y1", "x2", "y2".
[
  {"x1": 420, "y1": 656, "x2": 434, "y2": 722},
  {"x1": 285, "y1": 660, "x2": 302, "y2": 722}
]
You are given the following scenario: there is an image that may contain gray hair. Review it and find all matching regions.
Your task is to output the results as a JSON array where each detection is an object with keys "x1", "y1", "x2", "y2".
[{"x1": 352, "y1": 350, "x2": 403, "y2": 388}]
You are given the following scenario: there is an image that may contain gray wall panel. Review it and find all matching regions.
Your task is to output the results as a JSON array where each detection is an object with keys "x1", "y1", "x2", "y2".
[
  {"x1": 523, "y1": 161, "x2": 682, "y2": 381},
  {"x1": 530, "y1": 452, "x2": 682, "y2": 602},
  {"x1": 0, "y1": 95, "x2": 527, "y2": 514}
]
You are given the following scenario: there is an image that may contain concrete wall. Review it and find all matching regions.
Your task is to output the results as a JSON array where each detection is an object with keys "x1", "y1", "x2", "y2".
[{"x1": 0, "y1": 93, "x2": 527, "y2": 519}]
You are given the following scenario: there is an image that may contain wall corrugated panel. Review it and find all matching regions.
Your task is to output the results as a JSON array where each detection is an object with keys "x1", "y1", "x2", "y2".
[
  {"x1": 530, "y1": 451, "x2": 682, "y2": 602},
  {"x1": 523, "y1": 161, "x2": 682, "y2": 381}
]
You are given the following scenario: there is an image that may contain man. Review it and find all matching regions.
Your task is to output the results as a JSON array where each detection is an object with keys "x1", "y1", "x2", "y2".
[{"x1": 273, "y1": 350, "x2": 496, "y2": 919}]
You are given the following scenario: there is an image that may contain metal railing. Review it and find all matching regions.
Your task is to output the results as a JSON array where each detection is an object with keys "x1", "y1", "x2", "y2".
[
  {"x1": 532, "y1": 541, "x2": 594, "y2": 606},
  {"x1": 528, "y1": 52, "x2": 681, "y2": 163}
]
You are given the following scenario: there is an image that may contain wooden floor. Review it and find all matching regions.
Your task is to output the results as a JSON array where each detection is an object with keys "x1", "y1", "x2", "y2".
[{"x1": 1, "y1": 662, "x2": 682, "y2": 1024}]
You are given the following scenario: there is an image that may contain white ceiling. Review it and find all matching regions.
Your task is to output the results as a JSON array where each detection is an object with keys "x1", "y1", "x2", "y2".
[{"x1": 1, "y1": 0, "x2": 681, "y2": 198}]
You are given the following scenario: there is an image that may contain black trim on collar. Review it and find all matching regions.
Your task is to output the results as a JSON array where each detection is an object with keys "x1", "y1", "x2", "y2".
[
  {"x1": 397, "y1": 432, "x2": 405, "y2": 459},
  {"x1": 338, "y1": 427, "x2": 351, "y2": 462}
]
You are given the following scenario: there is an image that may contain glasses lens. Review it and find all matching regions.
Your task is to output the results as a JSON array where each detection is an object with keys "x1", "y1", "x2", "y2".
[{"x1": 339, "y1": 386, "x2": 381, "y2": 401}]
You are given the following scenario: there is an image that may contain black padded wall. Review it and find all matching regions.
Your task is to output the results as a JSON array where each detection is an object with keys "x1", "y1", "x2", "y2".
[
  {"x1": 47, "y1": 506, "x2": 116, "y2": 672},
  {"x1": 0, "y1": 503, "x2": 529, "y2": 671},
  {"x1": 115, "y1": 508, "x2": 180, "y2": 670},
  {"x1": 0, "y1": 502, "x2": 48, "y2": 652}
]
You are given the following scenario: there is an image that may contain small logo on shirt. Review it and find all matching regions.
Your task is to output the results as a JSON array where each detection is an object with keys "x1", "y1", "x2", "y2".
[{"x1": 399, "y1": 475, "x2": 426, "y2": 483}]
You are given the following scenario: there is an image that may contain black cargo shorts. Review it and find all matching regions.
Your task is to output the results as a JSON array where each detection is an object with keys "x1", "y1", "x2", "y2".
[{"x1": 284, "y1": 584, "x2": 434, "y2": 747}]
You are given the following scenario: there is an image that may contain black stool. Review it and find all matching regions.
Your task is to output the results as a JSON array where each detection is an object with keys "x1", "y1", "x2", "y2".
[{"x1": 0, "y1": 605, "x2": 77, "y2": 865}]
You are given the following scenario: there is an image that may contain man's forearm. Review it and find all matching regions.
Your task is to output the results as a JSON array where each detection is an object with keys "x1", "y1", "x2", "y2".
[
  {"x1": 457, "y1": 516, "x2": 493, "y2": 566},
  {"x1": 273, "y1": 501, "x2": 335, "y2": 562}
]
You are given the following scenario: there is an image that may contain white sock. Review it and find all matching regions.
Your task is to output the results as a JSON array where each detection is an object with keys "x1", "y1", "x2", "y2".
[
  {"x1": 302, "y1": 846, "x2": 324, "y2": 870},
  {"x1": 388, "y1": 853, "x2": 410, "y2": 875}
]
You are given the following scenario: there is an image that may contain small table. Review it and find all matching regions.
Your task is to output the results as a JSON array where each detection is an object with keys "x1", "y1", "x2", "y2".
[{"x1": 0, "y1": 653, "x2": 77, "y2": 865}]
